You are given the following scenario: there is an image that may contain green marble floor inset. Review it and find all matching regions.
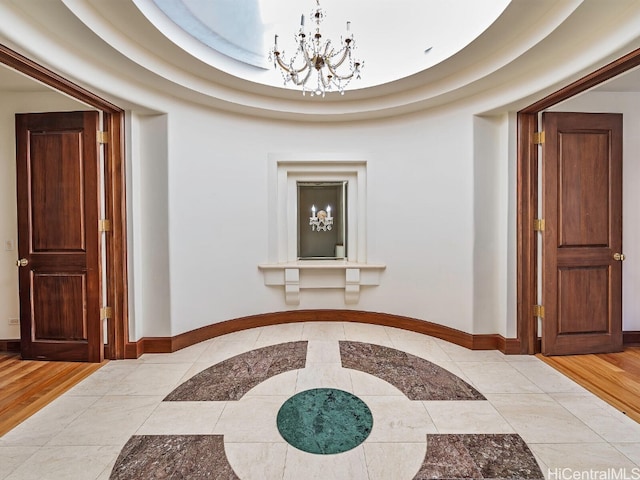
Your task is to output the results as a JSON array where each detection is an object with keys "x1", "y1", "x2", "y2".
[{"x1": 276, "y1": 388, "x2": 373, "y2": 455}]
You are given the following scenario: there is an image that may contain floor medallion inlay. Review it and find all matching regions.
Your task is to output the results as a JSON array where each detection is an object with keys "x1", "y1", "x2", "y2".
[
  {"x1": 164, "y1": 341, "x2": 307, "y2": 401},
  {"x1": 340, "y1": 341, "x2": 485, "y2": 400},
  {"x1": 276, "y1": 388, "x2": 373, "y2": 455},
  {"x1": 110, "y1": 435, "x2": 239, "y2": 480},
  {"x1": 415, "y1": 434, "x2": 545, "y2": 479}
]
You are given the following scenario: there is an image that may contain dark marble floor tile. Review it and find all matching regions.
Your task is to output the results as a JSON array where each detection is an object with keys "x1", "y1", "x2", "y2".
[
  {"x1": 414, "y1": 434, "x2": 544, "y2": 480},
  {"x1": 164, "y1": 341, "x2": 307, "y2": 401},
  {"x1": 110, "y1": 435, "x2": 238, "y2": 480},
  {"x1": 277, "y1": 388, "x2": 373, "y2": 455},
  {"x1": 339, "y1": 341, "x2": 485, "y2": 401}
]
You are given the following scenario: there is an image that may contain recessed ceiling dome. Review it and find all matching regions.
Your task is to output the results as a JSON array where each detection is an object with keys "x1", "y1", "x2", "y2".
[
  {"x1": 5, "y1": 0, "x2": 638, "y2": 120},
  {"x1": 148, "y1": 0, "x2": 511, "y2": 90}
]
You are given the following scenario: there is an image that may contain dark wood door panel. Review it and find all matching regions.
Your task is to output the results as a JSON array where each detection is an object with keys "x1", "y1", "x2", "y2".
[
  {"x1": 542, "y1": 112, "x2": 622, "y2": 355},
  {"x1": 32, "y1": 273, "x2": 88, "y2": 341},
  {"x1": 30, "y1": 131, "x2": 86, "y2": 252},
  {"x1": 16, "y1": 111, "x2": 102, "y2": 362},
  {"x1": 558, "y1": 266, "x2": 609, "y2": 334},
  {"x1": 558, "y1": 131, "x2": 610, "y2": 247}
]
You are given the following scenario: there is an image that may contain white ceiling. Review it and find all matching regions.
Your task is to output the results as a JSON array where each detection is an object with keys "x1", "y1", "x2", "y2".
[{"x1": 149, "y1": 0, "x2": 512, "y2": 90}]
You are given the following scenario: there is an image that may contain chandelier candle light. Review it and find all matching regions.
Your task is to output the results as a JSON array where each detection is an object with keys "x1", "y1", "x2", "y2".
[
  {"x1": 269, "y1": 0, "x2": 363, "y2": 96},
  {"x1": 310, "y1": 205, "x2": 333, "y2": 231}
]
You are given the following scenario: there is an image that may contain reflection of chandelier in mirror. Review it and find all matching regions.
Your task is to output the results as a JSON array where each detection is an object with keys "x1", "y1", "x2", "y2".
[
  {"x1": 269, "y1": 0, "x2": 363, "y2": 97},
  {"x1": 309, "y1": 205, "x2": 333, "y2": 231}
]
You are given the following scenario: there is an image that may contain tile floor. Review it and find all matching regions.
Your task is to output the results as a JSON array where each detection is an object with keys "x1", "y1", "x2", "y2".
[{"x1": 1, "y1": 322, "x2": 639, "y2": 479}]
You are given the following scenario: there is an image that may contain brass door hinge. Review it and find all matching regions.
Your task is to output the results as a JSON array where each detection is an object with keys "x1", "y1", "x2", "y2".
[
  {"x1": 99, "y1": 219, "x2": 112, "y2": 232},
  {"x1": 534, "y1": 219, "x2": 545, "y2": 231},
  {"x1": 97, "y1": 131, "x2": 109, "y2": 144},
  {"x1": 533, "y1": 305, "x2": 545, "y2": 319},
  {"x1": 100, "y1": 306, "x2": 113, "y2": 320},
  {"x1": 533, "y1": 131, "x2": 545, "y2": 144}
]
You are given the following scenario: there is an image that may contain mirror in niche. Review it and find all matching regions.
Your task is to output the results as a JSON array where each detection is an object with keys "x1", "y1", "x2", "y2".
[{"x1": 297, "y1": 182, "x2": 347, "y2": 259}]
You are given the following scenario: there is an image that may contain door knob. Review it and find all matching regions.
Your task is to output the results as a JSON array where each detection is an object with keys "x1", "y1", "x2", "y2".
[
  {"x1": 613, "y1": 253, "x2": 625, "y2": 261},
  {"x1": 16, "y1": 258, "x2": 28, "y2": 267}
]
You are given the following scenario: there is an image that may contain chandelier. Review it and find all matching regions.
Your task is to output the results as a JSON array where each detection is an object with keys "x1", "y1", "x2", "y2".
[{"x1": 268, "y1": 0, "x2": 363, "y2": 97}]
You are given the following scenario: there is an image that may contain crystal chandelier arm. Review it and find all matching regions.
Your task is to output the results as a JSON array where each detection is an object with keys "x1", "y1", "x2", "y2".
[
  {"x1": 291, "y1": 66, "x2": 313, "y2": 86},
  {"x1": 326, "y1": 62, "x2": 355, "y2": 81},
  {"x1": 326, "y1": 48, "x2": 350, "y2": 71},
  {"x1": 275, "y1": 53, "x2": 310, "y2": 76}
]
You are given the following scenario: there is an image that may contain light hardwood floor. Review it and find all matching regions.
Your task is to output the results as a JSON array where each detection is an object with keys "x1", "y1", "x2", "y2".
[
  {"x1": 538, "y1": 346, "x2": 640, "y2": 424},
  {"x1": 0, "y1": 353, "x2": 105, "y2": 436}
]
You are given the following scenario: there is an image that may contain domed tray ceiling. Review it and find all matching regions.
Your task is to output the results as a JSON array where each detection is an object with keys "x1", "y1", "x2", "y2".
[{"x1": 150, "y1": 0, "x2": 511, "y2": 90}]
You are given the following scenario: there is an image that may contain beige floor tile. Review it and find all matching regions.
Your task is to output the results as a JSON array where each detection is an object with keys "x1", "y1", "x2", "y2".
[
  {"x1": 47, "y1": 395, "x2": 162, "y2": 446},
  {"x1": 348, "y1": 369, "x2": 405, "y2": 396},
  {"x1": 529, "y1": 443, "x2": 638, "y2": 473},
  {"x1": 283, "y1": 444, "x2": 369, "y2": 480},
  {"x1": 96, "y1": 457, "x2": 118, "y2": 480},
  {"x1": 0, "y1": 447, "x2": 39, "y2": 480},
  {"x1": 135, "y1": 401, "x2": 226, "y2": 435},
  {"x1": 384, "y1": 326, "x2": 434, "y2": 343},
  {"x1": 196, "y1": 338, "x2": 259, "y2": 364},
  {"x1": 254, "y1": 323, "x2": 305, "y2": 347},
  {"x1": 4, "y1": 445, "x2": 121, "y2": 480},
  {"x1": 363, "y1": 442, "x2": 426, "y2": 480},
  {"x1": 435, "y1": 340, "x2": 507, "y2": 362},
  {"x1": 244, "y1": 369, "x2": 299, "y2": 397},
  {"x1": 424, "y1": 400, "x2": 515, "y2": 434},
  {"x1": 511, "y1": 360, "x2": 587, "y2": 393},
  {"x1": 487, "y1": 393, "x2": 604, "y2": 444},
  {"x1": 224, "y1": 442, "x2": 288, "y2": 480},
  {"x1": 176, "y1": 361, "x2": 214, "y2": 384},
  {"x1": 65, "y1": 363, "x2": 140, "y2": 397},
  {"x1": 106, "y1": 362, "x2": 193, "y2": 396},
  {"x1": 214, "y1": 327, "x2": 263, "y2": 345},
  {"x1": 0, "y1": 396, "x2": 100, "y2": 446},
  {"x1": 612, "y1": 443, "x2": 640, "y2": 466},
  {"x1": 363, "y1": 395, "x2": 437, "y2": 442},
  {"x1": 295, "y1": 364, "x2": 353, "y2": 392},
  {"x1": 550, "y1": 392, "x2": 640, "y2": 443},
  {"x1": 213, "y1": 395, "x2": 287, "y2": 442},
  {"x1": 301, "y1": 321, "x2": 346, "y2": 340},
  {"x1": 343, "y1": 323, "x2": 393, "y2": 345},
  {"x1": 306, "y1": 339, "x2": 342, "y2": 364},
  {"x1": 388, "y1": 339, "x2": 452, "y2": 363},
  {"x1": 456, "y1": 361, "x2": 544, "y2": 394}
]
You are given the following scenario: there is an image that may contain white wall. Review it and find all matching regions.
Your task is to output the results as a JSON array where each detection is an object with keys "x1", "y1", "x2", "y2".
[
  {"x1": 0, "y1": 89, "x2": 512, "y2": 341},
  {"x1": 549, "y1": 91, "x2": 640, "y2": 331},
  {"x1": 127, "y1": 112, "x2": 171, "y2": 340},
  {"x1": 156, "y1": 101, "x2": 482, "y2": 336},
  {"x1": 472, "y1": 114, "x2": 514, "y2": 336},
  {"x1": 7, "y1": 88, "x2": 636, "y2": 344},
  {"x1": 0, "y1": 91, "x2": 90, "y2": 339}
]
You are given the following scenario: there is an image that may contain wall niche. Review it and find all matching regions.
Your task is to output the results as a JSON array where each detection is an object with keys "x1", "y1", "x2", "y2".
[
  {"x1": 298, "y1": 181, "x2": 346, "y2": 259},
  {"x1": 259, "y1": 155, "x2": 385, "y2": 305}
]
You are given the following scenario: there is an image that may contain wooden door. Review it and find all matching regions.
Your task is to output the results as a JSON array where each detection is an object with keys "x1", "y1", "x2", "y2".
[
  {"x1": 16, "y1": 111, "x2": 103, "y2": 362},
  {"x1": 541, "y1": 112, "x2": 623, "y2": 355}
]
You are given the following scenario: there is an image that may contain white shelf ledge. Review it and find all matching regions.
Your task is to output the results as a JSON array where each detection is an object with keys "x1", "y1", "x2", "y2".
[{"x1": 258, "y1": 261, "x2": 386, "y2": 305}]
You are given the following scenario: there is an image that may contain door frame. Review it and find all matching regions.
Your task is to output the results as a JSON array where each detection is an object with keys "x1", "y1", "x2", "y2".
[
  {"x1": 517, "y1": 47, "x2": 640, "y2": 354},
  {"x1": 0, "y1": 43, "x2": 128, "y2": 360}
]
